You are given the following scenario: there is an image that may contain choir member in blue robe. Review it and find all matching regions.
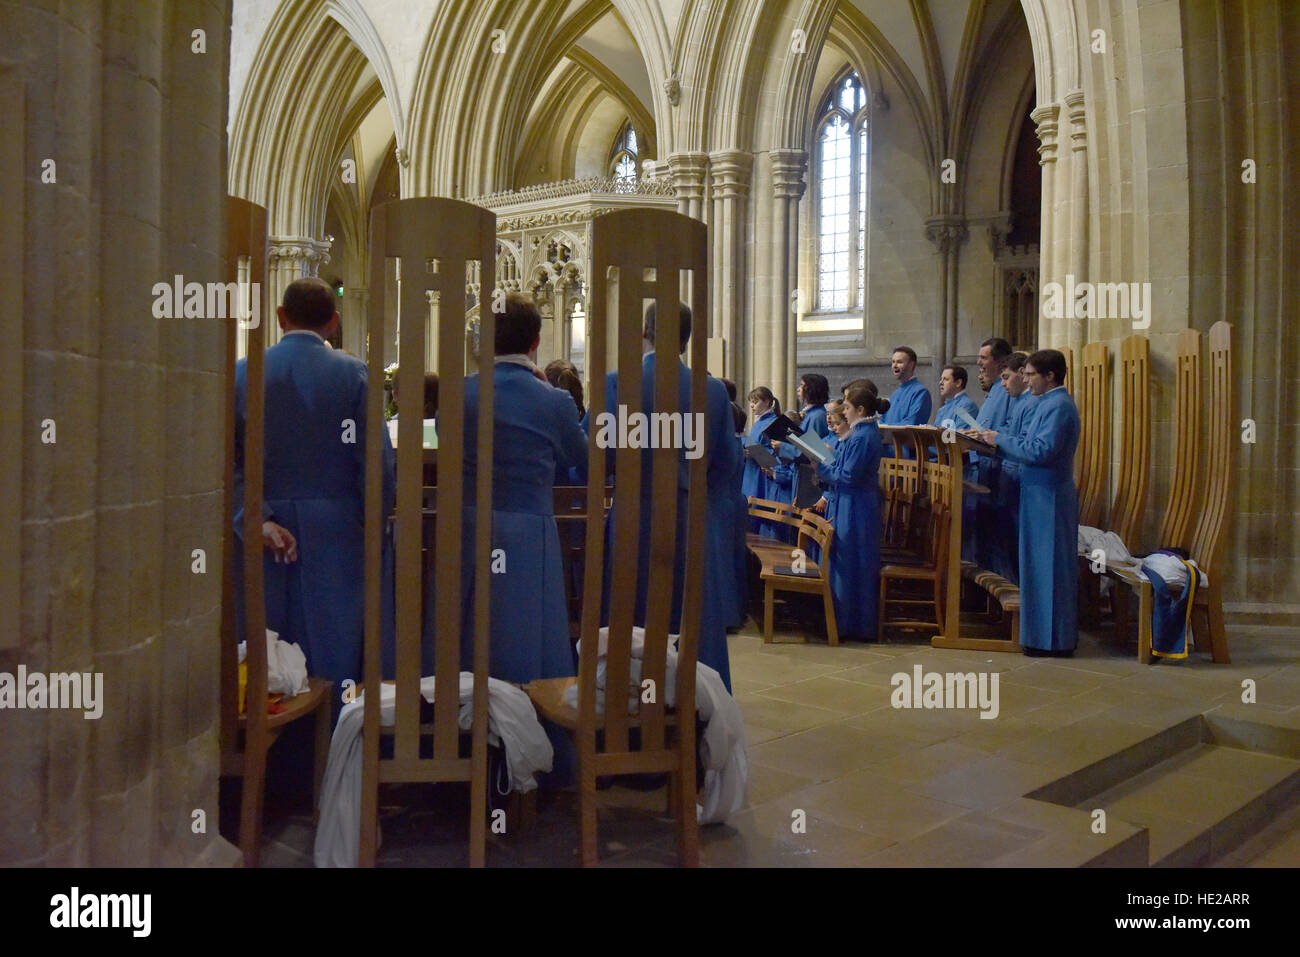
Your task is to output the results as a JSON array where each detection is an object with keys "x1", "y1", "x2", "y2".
[
  {"x1": 932, "y1": 363, "x2": 981, "y2": 435},
  {"x1": 991, "y1": 354, "x2": 1037, "y2": 582},
  {"x1": 816, "y1": 385, "x2": 888, "y2": 640},
  {"x1": 234, "y1": 277, "x2": 396, "y2": 697},
  {"x1": 545, "y1": 359, "x2": 587, "y2": 486},
  {"x1": 808, "y1": 400, "x2": 847, "y2": 564},
  {"x1": 742, "y1": 387, "x2": 785, "y2": 537},
  {"x1": 967, "y1": 338, "x2": 1014, "y2": 566},
  {"x1": 880, "y1": 346, "x2": 933, "y2": 427},
  {"x1": 431, "y1": 295, "x2": 588, "y2": 685},
  {"x1": 774, "y1": 373, "x2": 832, "y2": 507},
  {"x1": 729, "y1": 404, "x2": 751, "y2": 628},
  {"x1": 980, "y1": 349, "x2": 1080, "y2": 656},
  {"x1": 594, "y1": 302, "x2": 741, "y2": 690}
]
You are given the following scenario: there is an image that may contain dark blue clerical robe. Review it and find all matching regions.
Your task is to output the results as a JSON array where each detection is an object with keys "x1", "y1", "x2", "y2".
[
  {"x1": 775, "y1": 405, "x2": 832, "y2": 506},
  {"x1": 233, "y1": 331, "x2": 396, "y2": 694},
  {"x1": 597, "y1": 353, "x2": 741, "y2": 690},
  {"x1": 432, "y1": 361, "x2": 588, "y2": 685},
  {"x1": 995, "y1": 387, "x2": 1080, "y2": 652},
  {"x1": 992, "y1": 391, "x2": 1040, "y2": 582},
  {"x1": 816, "y1": 419, "x2": 883, "y2": 639}
]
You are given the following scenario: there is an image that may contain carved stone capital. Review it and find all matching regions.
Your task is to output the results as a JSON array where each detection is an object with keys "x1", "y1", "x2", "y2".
[
  {"x1": 268, "y1": 236, "x2": 333, "y2": 273},
  {"x1": 770, "y1": 148, "x2": 807, "y2": 200},
  {"x1": 708, "y1": 150, "x2": 753, "y2": 198},
  {"x1": 924, "y1": 216, "x2": 969, "y2": 253},
  {"x1": 1031, "y1": 103, "x2": 1060, "y2": 165},
  {"x1": 1063, "y1": 88, "x2": 1087, "y2": 151},
  {"x1": 668, "y1": 151, "x2": 709, "y2": 201}
]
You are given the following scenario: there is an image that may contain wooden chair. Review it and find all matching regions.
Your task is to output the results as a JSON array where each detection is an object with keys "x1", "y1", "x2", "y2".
[
  {"x1": 1110, "y1": 324, "x2": 1232, "y2": 663},
  {"x1": 554, "y1": 484, "x2": 613, "y2": 645},
  {"x1": 359, "y1": 197, "x2": 497, "y2": 867},
  {"x1": 756, "y1": 511, "x2": 838, "y2": 646},
  {"x1": 879, "y1": 504, "x2": 950, "y2": 640},
  {"x1": 219, "y1": 196, "x2": 334, "y2": 867},
  {"x1": 526, "y1": 208, "x2": 707, "y2": 866},
  {"x1": 1076, "y1": 342, "x2": 1110, "y2": 529}
]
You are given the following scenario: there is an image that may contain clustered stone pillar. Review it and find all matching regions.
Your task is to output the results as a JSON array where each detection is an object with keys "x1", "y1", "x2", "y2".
[
  {"x1": 1064, "y1": 88, "x2": 1089, "y2": 351},
  {"x1": 266, "y1": 237, "x2": 332, "y2": 346},
  {"x1": 1, "y1": 0, "x2": 238, "y2": 866},
  {"x1": 1032, "y1": 102, "x2": 1061, "y2": 347},
  {"x1": 926, "y1": 217, "x2": 969, "y2": 363},
  {"x1": 668, "y1": 151, "x2": 709, "y2": 221},
  {"x1": 709, "y1": 151, "x2": 753, "y2": 378},
  {"x1": 769, "y1": 149, "x2": 807, "y2": 405}
]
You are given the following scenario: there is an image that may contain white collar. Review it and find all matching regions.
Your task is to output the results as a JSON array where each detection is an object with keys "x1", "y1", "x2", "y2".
[
  {"x1": 495, "y1": 353, "x2": 538, "y2": 372},
  {"x1": 1044, "y1": 385, "x2": 1067, "y2": 395},
  {"x1": 284, "y1": 328, "x2": 325, "y2": 342}
]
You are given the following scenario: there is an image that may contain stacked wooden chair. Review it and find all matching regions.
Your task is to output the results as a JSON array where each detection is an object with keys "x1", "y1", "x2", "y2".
[
  {"x1": 219, "y1": 196, "x2": 334, "y2": 866},
  {"x1": 358, "y1": 197, "x2": 497, "y2": 866},
  {"x1": 525, "y1": 208, "x2": 706, "y2": 866},
  {"x1": 1107, "y1": 324, "x2": 1234, "y2": 663}
]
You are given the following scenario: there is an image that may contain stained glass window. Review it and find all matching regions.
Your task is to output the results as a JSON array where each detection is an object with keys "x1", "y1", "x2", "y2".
[{"x1": 610, "y1": 122, "x2": 638, "y2": 191}]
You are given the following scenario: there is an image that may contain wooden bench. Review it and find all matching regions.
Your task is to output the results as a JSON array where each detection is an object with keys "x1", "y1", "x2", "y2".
[
  {"x1": 933, "y1": 560, "x2": 1021, "y2": 653},
  {"x1": 746, "y1": 499, "x2": 838, "y2": 645}
]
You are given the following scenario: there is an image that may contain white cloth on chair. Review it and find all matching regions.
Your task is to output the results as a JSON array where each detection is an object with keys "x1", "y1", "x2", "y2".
[
  {"x1": 237, "y1": 629, "x2": 310, "y2": 697},
  {"x1": 563, "y1": 626, "x2": 747, "y2": 825},
  {"x1": 1076, "y1": 525, "x2": 1139, "y2": 567},
  {"x1": 313, "y1": 674, "x2": 552, "y2": 868}
]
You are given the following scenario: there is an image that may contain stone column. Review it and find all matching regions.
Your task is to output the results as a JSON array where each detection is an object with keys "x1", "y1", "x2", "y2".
[
  {"x1": 925, "y1": 217, "x2": 969, "y2": 362},
  {"x1": 1032, "y1": 103, "x2": 1061, "y2": 346},
  {"x1": 709, "y1": 151, "x2": 753, "y2": 378},
  {"x1": 0, "y1": 0, "x2": 238, "y2": 866},
  {"x1": 266, "y1": 237, "x2": 332, "y2": 346},
  {"x1": 344, "y1": 285, "x2": 369, "y2": 357},
  {"x1": 770, "y1": 150, "x2": 807, "y2": 404},
  {"x1": 1064, "y1": 88, "x2": 1089, "y2": 351},
  {"x1": 668, "y1": 151, "x2": 709, "y2": 220}
]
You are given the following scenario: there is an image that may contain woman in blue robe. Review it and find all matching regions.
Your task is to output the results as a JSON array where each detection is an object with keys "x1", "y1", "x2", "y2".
[
  {"x1": 816, "y1": 386, "x2": 887, "y2": 640},
  {"x1": 982, "y1": 349, "x2": 1080, "y2": 655},
  {"x1": 742, "y1": 387, "x2": 785, "y2": 536}
]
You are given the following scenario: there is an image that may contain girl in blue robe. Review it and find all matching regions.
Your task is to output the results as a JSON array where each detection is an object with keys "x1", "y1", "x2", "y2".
[
  {"x1": 816, "y1": 387, "x2": 887, "y2": 640},
  {"x1": 807, "y1": 401, "x2": 846, "y2": 565},
  {"x1": 985, "y1": 351, "x2": 1080, "y2": 655},
  {"x1": 742, "y1": 387, "x2": 785, "y2": 536}
]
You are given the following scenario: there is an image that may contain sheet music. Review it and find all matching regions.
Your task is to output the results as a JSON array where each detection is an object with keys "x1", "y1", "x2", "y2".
[{"x1": 787, "y1": 430, "x2": 834, "y2": 465}]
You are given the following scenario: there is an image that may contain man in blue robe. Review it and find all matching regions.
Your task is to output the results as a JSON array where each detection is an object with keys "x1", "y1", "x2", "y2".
[
  {"x1": 593, "y1": 302, "x2": 741, "y2": 691},
  {"x1": 980, "y1": 349, "x2": 1080, "y2": 656},
  {"x1": 967, "y1": 337, "x2": 1013, "y2": 566},
  {"x1": 234, "y1": 277, "x2": 396, "y2": 697},
  {"x1": 932, "y1": 363, "x2": 980, "y2": 432},
  {"x1": 434, "y1": 294, "x2": 588, "y2": 686},
  {"x1": 880, "y1": 346, "x2": 932, "y2": 427},
  {"x1": 991, "y1": 353, "x2": 1038, "y2": 582}
]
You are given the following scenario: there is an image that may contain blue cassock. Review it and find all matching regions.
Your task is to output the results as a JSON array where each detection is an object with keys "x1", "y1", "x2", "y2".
[
  {"x1": 775, "y1": 405, "x2": 832, "y2": 505},
  {"x1": 995, "y1": 387, "x2": 1080, "y2": 652},
  {"x1": 816, "y1": 419, "x2": 883, "y2": 639},
  {"x1": 430, "y1": 362, "x2": 588, "y2": 685},
  {"x1": 234, "y1": 332, "x2": 395, "y2": 694},
  {"x1": 741, "y1": 409, "x2": 787, "y2": 537},
  {"x1": 596, "y1": 354, "x2": 741, "y2": 691},
  {"x1": 881, "y1": 378, "x2": 933, "y2": 427},
  {"x1": 970, "y1": 379, "x2": 1012, "y2": 567},
  {"x1": 932, "y1": 392, "x2": 980, "y2": 432},
  {"x1": 992, "y1": 392, "x2": 1040, "y2": 583},
  {"x1": 729, "y1": 434, "x2": 750, "y2": 628}
]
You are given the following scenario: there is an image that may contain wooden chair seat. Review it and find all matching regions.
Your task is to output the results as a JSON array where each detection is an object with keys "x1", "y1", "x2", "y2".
[
  {"x1": 750, "y1": 509, "x2": 839, "y2": 646},
  {"x1": 238, "y1": 677, "x2": 333, "y2": 731},
  {"x1": 526, "y1": 676, "x2": 680, "y2": 732}
]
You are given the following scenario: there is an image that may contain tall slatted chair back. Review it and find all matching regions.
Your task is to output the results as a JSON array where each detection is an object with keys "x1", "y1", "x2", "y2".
[
  {"x1": 221, "y1": 197, "x2": 335, "y2": 866},
  {"x1": 1077, "y1": 342, "x2": 1111, "y2": 527},
  {"x1": 1188, "y1": 322, "x2": 1234, "y2": 578},
  {"x1": 1109, "y1": 335, "x2": 1151, "y2": 548},
  {"x1": 362, "y1": 198, "x2": 496, "y2": 867},
  {"x1": 1157, "y1": 329, "x2": 1203, "y2": 550},
  {"x1": 1060, "y1": 346, "x2": 1076, "y2": 397},
  {"x1": 575, "y1": 208, "x2": 707, "y2": 866}
]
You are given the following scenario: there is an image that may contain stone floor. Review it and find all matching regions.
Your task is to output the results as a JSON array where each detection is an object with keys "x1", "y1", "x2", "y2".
[{"x1": 245, "y1": 614, "x2": 1300, "y2": 867}]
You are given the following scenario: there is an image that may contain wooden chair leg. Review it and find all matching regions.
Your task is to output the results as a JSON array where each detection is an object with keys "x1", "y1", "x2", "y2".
[
  {"x1": 763, "y1": 582, "x2": 775, "y2": 643},
  {"x1": 579, "y1": 765, "x2": 599, "y2": 867},
  {"x1": 239, "y1": 745, "x2": 267, "y2": 868},
  {"x1": 877, "y1": 577, "x2": 888, "y2": 641},
  {"x1": 312, "y1": 702, "x2": 332, "y2": 824},
  {"x1": 1113, "y1": 582, "x2": 1131, "y2": 646},
  {"x1": 1205, "y1": 586, "x2": 1230, "y2": 663},
  {"x1": 823, "y1": 587, "x2": 839, "y2": 646},
  {"x1": 1137, "y1": 581, "x2": 1153, "y2": 664},
  {"x1": 675, "y1": 758, "x2": 699, "y2": 867}
]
